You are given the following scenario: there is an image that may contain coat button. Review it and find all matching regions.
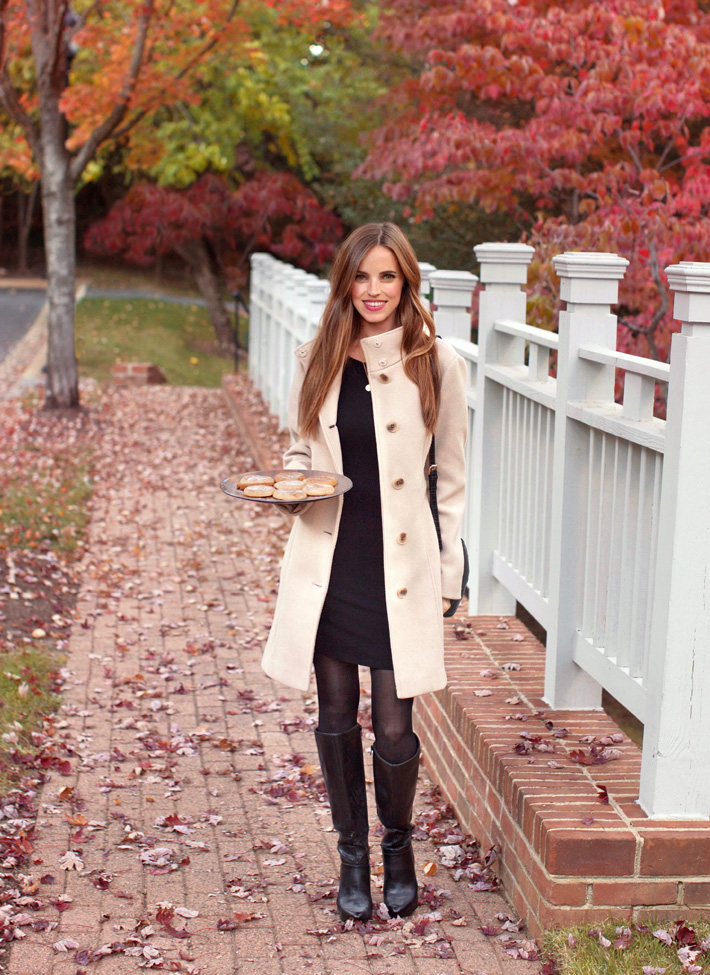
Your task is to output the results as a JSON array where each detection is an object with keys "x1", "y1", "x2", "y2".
[
  {"x1": 298, "y1": 349, "x2": 307, "y2": 357},
  {"x1": 386, "y1": 422, "x2": 398, "y2": 432},
  {"x1": 378, "y1": 358, "x2": 387, "y2": 367},
  {"x1": 374, "y1": 339, "x2": 382, "y2": 347},
  {"x1": 397, "y1": 587, "x2": 408, "y2": 598},
  {"x1": 379, "y1": 373, "x2": 391, "y2": 383},
  {"x1": 397, "y1": 532, "x2": 407, "y2": 544},
  {"x1": 392, "y1": 477, "x2": 404, "y2": 489}
]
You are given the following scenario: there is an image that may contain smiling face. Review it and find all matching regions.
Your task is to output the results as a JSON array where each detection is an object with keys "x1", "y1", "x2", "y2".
[{"x1": 350, "y1": 245, "x2": 404, "y2": 336}]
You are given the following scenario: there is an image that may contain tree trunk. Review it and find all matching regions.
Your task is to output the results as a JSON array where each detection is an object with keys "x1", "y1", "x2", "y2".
[
  {"x1": 17, "y1": 182, "x2": 39, "y2": 275},
  {"x1": 174, "y1": 238, "x2": 237, "y2": 359},
  {"x1": 39, "y1": 114, "x2": 79, "y2": 409},
  {"x1": 32, "y1": 29, "x2": 79, "y2": 410}
]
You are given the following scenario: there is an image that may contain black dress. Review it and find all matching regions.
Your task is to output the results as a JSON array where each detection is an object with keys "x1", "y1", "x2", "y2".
[{"x1": 314, "y1": 357, "x2": 393, "y2": 670}]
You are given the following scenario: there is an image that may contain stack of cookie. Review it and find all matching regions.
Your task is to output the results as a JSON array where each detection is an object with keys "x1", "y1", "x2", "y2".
[{"x1": 238, "y1": 471, "x2": 337, "y2": 502}]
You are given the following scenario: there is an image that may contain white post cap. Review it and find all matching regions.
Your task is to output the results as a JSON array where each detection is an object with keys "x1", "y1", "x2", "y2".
[
  {"x1": 665, "y1": 262, "x2": 710, "y2": 324},
  {"x1": 429, "y1": 269, "x2": 478, "y2": 307},
  {"x1": 474, "y1": 242, "x2": 534, "y2": 284},
  {"x1": 418, "y1": 261, "x2": 437, "y2": 293},
  {"x1": 553, "y1": 251, "x2": 629, "y2": 304},
  {"x1": 306, "y1": 279, "x2": 330, "y2": 310}
]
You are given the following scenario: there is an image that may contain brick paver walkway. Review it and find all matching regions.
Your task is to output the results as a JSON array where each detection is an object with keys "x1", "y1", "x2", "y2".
[{"x1": 8, "y1": 385, "x2": 536, "y2": 975}]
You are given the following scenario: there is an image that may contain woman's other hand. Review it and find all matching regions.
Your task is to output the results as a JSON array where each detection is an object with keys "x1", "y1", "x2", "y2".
[{"x1": 442, "y1": 598, "x2": 451, "y2": 615}]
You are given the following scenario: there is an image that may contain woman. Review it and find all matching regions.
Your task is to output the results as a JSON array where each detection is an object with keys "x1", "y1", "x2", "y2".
[{"x1": 261, "y1": 223, "x2": 468, "y2": 922}]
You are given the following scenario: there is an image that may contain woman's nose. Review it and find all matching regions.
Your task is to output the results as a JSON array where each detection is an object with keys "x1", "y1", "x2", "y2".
[{"x1": 367, "y1": 278, "x2": 380, "y2": 294}]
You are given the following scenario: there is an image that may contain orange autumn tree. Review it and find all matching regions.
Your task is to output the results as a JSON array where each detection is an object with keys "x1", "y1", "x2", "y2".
[
  {"x1": 0, "y1": 0, "x2": 355, "y2": 408},
  {"x1": 357, "y1": 0, "x2": 710, "y2": 366}
]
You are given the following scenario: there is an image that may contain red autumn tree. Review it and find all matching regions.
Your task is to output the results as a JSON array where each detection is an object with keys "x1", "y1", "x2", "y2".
[
  {"x1": 357, "y1": 0, "x2": 710, "y2": 364},
  {"x1": 83, "y1": 172, "x2": 343, "y2": 355},
  {"x1": 0, "y1": 0, "x2": 355, "y2": 407}
]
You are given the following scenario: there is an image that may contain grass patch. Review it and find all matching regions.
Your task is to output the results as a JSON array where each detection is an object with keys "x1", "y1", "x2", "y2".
[
  {"x1": 75, "y1": 297, "x2": 240, "y2": 386},
  {"x1": 77, "y1": 259, "x2": 204, "y2": 298},
  {"x1": 0, "y1": 646, "x2": 62, "y2": 790},
  {"x1": 543, "y1": 920, "x2": 710, "y2": 975},
  {"x1": 0, "y1": 455, "x2": 92, "y2": 555}
]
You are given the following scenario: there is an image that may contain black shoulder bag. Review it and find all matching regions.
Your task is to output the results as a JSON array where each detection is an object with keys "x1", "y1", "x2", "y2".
[{"x1": 428, "y1": 436, "x2": 469, "y2": 618}]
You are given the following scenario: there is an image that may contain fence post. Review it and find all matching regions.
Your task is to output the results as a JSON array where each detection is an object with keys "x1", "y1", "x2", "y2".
[
  {"x1": 418, "y1": 261, "x2": 437, "y2": 310},
  {"x1": 430, "y1": 269, "x2": 478, "y2": 340},
  {"x1": 468, "y1": 243, "x2": 534, "y2": 614},
  {"x1": 545, "y1": 252, "x2": 629, "y2": 709},
  {"x1": 248, "y1": 252, "x2": 270, "y2": 388},
  {"x1": 305, "y1": 279, "x2": 330, "y2": 340},
  {"x1": 273, "y1": 267, "x2": 307, "y2": 423},
  {"x1": 639, "y1": 262, "x2": 710, "y2": 818}
]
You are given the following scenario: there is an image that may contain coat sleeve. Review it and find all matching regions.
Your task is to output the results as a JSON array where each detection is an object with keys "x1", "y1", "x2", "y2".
[
  {"x1": 435, "y1": 349, "x2": 468, "y2": 599},
  {"x1": 282, "y1": 357, "x2": 313, "y2": 471}
]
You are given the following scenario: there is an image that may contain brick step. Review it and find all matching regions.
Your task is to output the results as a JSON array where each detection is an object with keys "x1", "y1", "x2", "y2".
[{"x1": 415, "y1": 614, "x2": 710, "y2": 937}]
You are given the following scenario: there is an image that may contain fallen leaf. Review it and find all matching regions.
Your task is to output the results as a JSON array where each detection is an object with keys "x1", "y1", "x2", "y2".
[
  {"x1": 59, "y1": 851, "x2": 84, "y2": 871},
  {"x1": 52, "y1": 938, "x2": 80, "y2": 952}
]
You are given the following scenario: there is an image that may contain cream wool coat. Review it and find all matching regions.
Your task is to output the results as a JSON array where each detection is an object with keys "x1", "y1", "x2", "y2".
[{"x1": 261, "y1": 325, "x2": 468, "y2": 699}]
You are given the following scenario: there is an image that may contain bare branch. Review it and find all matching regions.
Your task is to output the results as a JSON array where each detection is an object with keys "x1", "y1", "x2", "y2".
[
  {"x1": 0, "y1": 1, "x2": 41, "y2": 160},
  {"x1": 74, "y1": 0, "x2": 101, "y2": 31},
  {"x1": 70, "y1": 0, "x2": 156, "y2": 180},
  {"x1": 657, "y1": 108, "x2": 688, "y2": 172},
  {"x1": 659, "y1": 144, "x2": 710, "y2": 175},
  {"x1": 111, "y1": 0, "x2": 241, "y2": 142},
  {"x1": 46, "y1": 0, "x2": 70, "y2": 84},
  {"x1": 71, "y1": 0, "x2": 241, "y2": 179},
  {"x1": 620, "y1": 239, "x2": 668, "y2": 360}
]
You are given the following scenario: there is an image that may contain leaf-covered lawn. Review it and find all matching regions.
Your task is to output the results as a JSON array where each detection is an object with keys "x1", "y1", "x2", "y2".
[
  {"x1": 0, "y1": 394, "x2": 95, "y2": 778},
  {"x1": 75, "y1": 297, "x2": 242, "y2": 387}
]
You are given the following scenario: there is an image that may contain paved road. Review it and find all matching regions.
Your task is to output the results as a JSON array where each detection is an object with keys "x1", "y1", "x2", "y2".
[{"x1": 0, "y1": 289, "x2": 46, "y2": 363}]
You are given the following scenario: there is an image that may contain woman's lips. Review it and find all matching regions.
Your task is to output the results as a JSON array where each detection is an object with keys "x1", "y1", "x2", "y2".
[{"x1": 363, "y1": 301, "x2": 386, "y2": 309}]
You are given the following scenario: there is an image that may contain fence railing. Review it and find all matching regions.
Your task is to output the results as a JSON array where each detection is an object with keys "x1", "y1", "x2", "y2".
[{"x1": 247, "y1": 247, "x2": 710, "y2": 820}]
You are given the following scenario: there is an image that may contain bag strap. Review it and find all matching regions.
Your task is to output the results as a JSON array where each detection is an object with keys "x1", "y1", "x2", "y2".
[{"x1": 428, "y1": 436, "x2": 443, "y2": 552}]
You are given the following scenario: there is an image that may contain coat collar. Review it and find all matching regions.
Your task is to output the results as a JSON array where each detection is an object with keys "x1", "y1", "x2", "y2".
[
  {"x1": 360, "y1": 325, "x2": 405, "y2": 372},
  {"x1": 293, "y1": 325, "x2": 407, "y2": 473},
  {"x1": 293, "y1": 325, "x2": 405, "y2": 364}
]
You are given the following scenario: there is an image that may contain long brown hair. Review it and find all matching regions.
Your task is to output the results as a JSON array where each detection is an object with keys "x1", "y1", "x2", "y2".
[{"x1": 299, "y1": 222, "x2": 440, "y2": 438}]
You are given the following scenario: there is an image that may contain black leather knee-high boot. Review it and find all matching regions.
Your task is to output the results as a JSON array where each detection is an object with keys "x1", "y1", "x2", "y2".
[
  {"x1": 314, "y1": 724, "x2": 372, "y2": 921},
  {"x1": 372, "y1": 738, "x2": 420, "y2": 918}
]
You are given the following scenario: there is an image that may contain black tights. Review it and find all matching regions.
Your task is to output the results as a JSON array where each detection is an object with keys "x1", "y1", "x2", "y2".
[{"x1": 314, "y1": 653, "x2": 418, "y2": 765}]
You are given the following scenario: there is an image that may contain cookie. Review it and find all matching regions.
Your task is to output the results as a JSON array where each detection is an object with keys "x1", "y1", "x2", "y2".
[
  {"x1": 243, "y1": 484, "x2": 274, "y2": 498},
  {"x1": 274, "y1": 471, "x2": 306, "y2": 482},
  {"x1": 273, "y1": 489, "x2": 307, "y2": 501},
  {"x1": 238, "y1": 473, "x2": 274, "y2": 489},
  {"x1": 273, "y1": 479, "x2": 307, "y2": 493},
  {"x1": 305, "y1": 474, "x2": 337, "y2": 487},
  {"x1": 305, "y1": 483, "x2": 335, "y2": 496}
]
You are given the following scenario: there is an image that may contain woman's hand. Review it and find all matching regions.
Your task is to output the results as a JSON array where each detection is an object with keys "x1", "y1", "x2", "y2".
[
  {"x1": 281, "y1": 502, "x2": 310, "y2": 516},
  {"x1": 442, "y1": 598, "x2": 451, "y2": 616}
]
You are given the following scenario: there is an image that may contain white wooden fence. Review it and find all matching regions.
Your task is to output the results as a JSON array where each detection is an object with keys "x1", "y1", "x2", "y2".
[{"x1": 247, "y1": 246, "x2": 710, "y2": 820}]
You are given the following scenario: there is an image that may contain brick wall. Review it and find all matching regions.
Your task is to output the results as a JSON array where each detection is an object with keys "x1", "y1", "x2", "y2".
[
  {"x1": 414, "y1": 615, "x2": 710, "y2": 937},
  {"x1": 112, "y1": 362, "x2": 167, "y2": 386}
]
